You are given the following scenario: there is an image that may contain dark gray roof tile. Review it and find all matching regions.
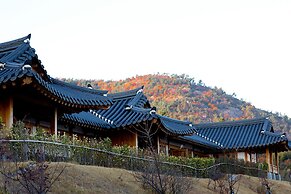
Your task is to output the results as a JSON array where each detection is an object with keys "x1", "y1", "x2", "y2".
[
  {"x1": 190, "y1": 117, "x2": 288, "y2": 150},
  {"x1": 0, "y1": 35, "x2": 112, "y2": 109},
  {"x1": 62, "y1": 87, "x2": 196, "y2": 135}
]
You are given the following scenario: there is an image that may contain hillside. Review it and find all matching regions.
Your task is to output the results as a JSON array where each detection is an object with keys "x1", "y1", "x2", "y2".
[
  {"x1": 62, "y1": 74, "x2": 291, "y2": 137},
  {"x1": 49, "y1": 163, "x2": 291, "y2": 194}
]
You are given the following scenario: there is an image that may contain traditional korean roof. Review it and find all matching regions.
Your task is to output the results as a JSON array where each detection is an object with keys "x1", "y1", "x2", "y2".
[
  {"x1": 62, "y1": 111, "x2": 110, "y2": 129},
  {"x1": 186, "y1": 117, "x2": 289, "y2": 151},
  {"x1": 157, "y1": 115, "x2": 196, "y2": 135},
  {"x1": 0, "y1": 35, "x2": 112, "y2": 110},
  {"x1": 0, "y1": 34, "x2": 50, "y2": 81},
  {"x1": 0, "y1": 34, "x2": 34, "y2": 64},
  {"x1": 62, "y1": 87, "x2": 196, "y2": 136},
  {"x1": 181, "y1": 134, "x2": 222, "y2": 149}
]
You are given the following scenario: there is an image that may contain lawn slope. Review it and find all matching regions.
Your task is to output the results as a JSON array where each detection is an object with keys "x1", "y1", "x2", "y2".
[{"x1": 51, "y1": 163, "x2": 291, "y2": 194}]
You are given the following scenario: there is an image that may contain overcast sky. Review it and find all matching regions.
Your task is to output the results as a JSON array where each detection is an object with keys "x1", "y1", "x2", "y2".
[{"x1": 1, "y1": 0, "x2": 291, "y2": 117}]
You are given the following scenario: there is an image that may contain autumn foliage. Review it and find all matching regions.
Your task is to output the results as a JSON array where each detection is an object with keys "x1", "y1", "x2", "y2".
[{"x1": 61, "y1": 74, "x2": 291, "y2": 137}]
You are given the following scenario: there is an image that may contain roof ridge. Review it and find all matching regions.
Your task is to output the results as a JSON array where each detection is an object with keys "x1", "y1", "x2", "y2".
[
  {"x1": 262, "y1": 130, "x2": 287, "y2": 138},
  {"x1": 108, "y1": 86, "x2": 144, "y2": 100},
  {"x1": 131, "y1": 106, "x2": 152, "y2": 113},
  {"x1": 52, "y1": 78, "x2": 108, "y2": 95},
  {"x1": 194, "y1": 117, "x2": 268, "y2": 128},
  {"x1": 157, "y1": 114, "x2": 192, "y2": 125},
  {"x1": 126, "y1": 91, "x2": 145, "y2": 107},
  {"x1": 0, "y1": 34, "x2": 31, "y2": 50}
]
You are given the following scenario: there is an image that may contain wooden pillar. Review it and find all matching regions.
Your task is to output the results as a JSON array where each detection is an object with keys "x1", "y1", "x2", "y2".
[
  {"x1": 275, "y1": 151, "x2": 279, "y2": 174},
  {"x1": 6, "y1": 97, "x2": 13, "y2": 128},
  {"x1": 157, "y1": 137, "x2": 160, "y2": 154},
  {"x1": 269, "y1": 150, "x2": 274, "y2": 173},
  {"x1": 244, "y1": 152, "x2": 248, "y2": 162},
  {"x1": 166, "y1": 137, "x2": 170, "y2": 156},
  {"x1": 165, "y1": 144, "x2": 169, "y2": 156},
  {"x1": 186, "y1": 149, "x2": 189, "y2": 157},
  {"x1": 68, "y1": 126, "x2": 73, "y2": 136},
  {"x1": 266, "y1": 148, "x2": 272, "y2": 172},
  {"x1": 0, "y1": 96, "x2": 13, "y2": 128},
  {"x1": 51, "y1": 108, "x2": 58, "y2": 139},
  {"x1": 135, "y1": 132, "x2": 138, "y2": 151}
]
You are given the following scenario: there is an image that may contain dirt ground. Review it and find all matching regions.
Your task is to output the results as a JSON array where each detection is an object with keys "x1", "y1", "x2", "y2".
[{"x1": 48, "y1": 163, "x2": 291, "y2": 194}]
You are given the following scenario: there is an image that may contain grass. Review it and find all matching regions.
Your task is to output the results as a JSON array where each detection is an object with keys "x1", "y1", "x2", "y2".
[
  {"x1": 50, "y1": 163, "x2": 291, "y2": 194},
  {"x1": 1, "y1": 162, "x2": 291, "y2": 193}
]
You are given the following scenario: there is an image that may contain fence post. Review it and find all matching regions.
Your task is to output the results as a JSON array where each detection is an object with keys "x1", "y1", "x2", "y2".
[{"x1": 22, "y1": 141, "x2": 28, "y2": 161}]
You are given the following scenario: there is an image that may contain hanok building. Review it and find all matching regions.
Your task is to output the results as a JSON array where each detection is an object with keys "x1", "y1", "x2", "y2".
[
  {"x1": 183, "y1": 117, "x2": 291, "y2": 179},
  {"x1": 0, "y1": 35, "x2": 112, "y2": 135},
  {"x1": 61, "y1": 86, "x2": 291, "y2": 179},
  {"x1": 0, "y1": 35, "x2": 290, "y2": 180},
  {"x1": 61, "y1": 86, "x2": 197, "y2": 156}
]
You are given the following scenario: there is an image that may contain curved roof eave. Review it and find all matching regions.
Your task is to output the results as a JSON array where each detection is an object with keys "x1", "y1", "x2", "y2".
[
  {"x1": 0, "y1": 66, "x2": 112, "y2": 109},
  {"x1": 157, "y1": 114, "x2": 196, "y2": 136}
]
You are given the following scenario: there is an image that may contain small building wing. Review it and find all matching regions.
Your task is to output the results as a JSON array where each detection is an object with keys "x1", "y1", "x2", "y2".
[{"x1": 188, "y1": 117, "x2": 289, "y2": 151}]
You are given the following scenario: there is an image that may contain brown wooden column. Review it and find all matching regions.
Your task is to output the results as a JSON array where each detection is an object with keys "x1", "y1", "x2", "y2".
[
  {"x1": 165, "y1": 144, "x2": 169, "y2": 156},
  {"x1": 244, "y1": 151, "x2": 248, "y2": 162},
  {"x1": 135, "y1": 132, "x2": 138, "y2": 151},
  {"x1": 266, "y1": 147, "x2": 273, "y2": 172},
  {"x1": 166, "y1": 137, "x2": 169, "y2": 156},
  {"x1": 0, "y1": 96, "x2": 13, "y2": 128},
  {"x1": 186, "y1": 149, "x2": 189, "y2": 157},
  {"x1": 270, "y1": 151, "x2": 273, "y2": 173},
  {"x1": 275, "y1": 151, "x2": 279, "y2": 174},
  {"x1": 68, "y1": 126, "x2": 73, "y2": 136},
  {"x1": 51, "y1": 108, "x2": 58, "y2": 139},
  {"x1": 157, "y1": 136, "x2": 160, "y2": 154}
]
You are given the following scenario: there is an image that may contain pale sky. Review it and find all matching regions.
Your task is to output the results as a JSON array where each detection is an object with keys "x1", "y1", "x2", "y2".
[{"x1": 1, "y1": 0, "x2": 291, "y2": 117}]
